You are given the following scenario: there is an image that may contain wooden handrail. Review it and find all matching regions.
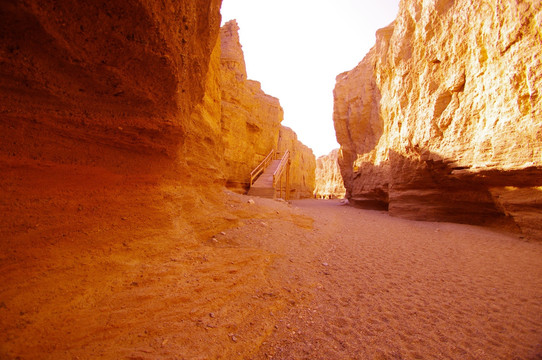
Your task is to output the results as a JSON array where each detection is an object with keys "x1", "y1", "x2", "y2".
[
  {"x1": 250, "y1": 148, "x2": 275, "y2": 186},
  {"x1": 273, "y1": 150, "x2": 290, "y2": 200},
  {"x1": 273, "y1": 150, "x2": 289, "y2": 188}
]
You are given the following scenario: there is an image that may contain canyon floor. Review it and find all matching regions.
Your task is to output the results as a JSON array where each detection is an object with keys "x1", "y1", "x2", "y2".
[{"x1": 1, "y1": 178, "x2": 542, "y2": 359}]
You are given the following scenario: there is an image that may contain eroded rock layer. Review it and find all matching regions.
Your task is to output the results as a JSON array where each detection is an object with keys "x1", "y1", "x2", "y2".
[
  {"x1": 220, "y1": 20, "x2": 284, "y2": 191},
  {"x1": 314, "y1": 149, "x2": 346, "y2": 199},
  {"x1": 334, "y1": 0, "x2": 542, "y2": 239},
  {"x1": 277, "y1": 126, "x2": 316, "y2": 199}
]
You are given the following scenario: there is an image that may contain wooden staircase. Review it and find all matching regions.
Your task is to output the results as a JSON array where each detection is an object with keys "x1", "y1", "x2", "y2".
[{"x1": 247, "y1": 149, "x2": 290, "y2": 200}]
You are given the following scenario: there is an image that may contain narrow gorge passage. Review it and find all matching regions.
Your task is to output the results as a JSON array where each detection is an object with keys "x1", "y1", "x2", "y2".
[
  {"x1": 253, "y1": 200, "x2": 542, "y2": 359},
  {"x1": 2, "y1": 1, "x2": 541, "y2": 359}
]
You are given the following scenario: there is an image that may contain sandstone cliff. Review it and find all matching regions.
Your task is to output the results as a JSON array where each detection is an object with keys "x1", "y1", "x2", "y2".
[
  {"x1": 0, "y1": 2, "x2": 314, "y2": 358},
  {"x1": 277, "y1": 126, "x2": 316, "y2": 199},
  {"x1": 0, "y1": 2, "x2": 239, "y2": 357},
  {"x1": 314, "y1": 149, "x2": 346, "y2": 199},
  {"x1": 334, "y1": 0, "x2": 542, "y2": 239},
  {"x1": 220, "y1": 20, "x2": 284, "y2": 191},
  {"x1": 0, "y1": 0, "x2": 224, "y2": 180}
]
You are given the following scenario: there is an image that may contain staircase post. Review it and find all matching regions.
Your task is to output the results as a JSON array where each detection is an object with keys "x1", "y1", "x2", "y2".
[
  {"x1": 279, "y1": 175, "x2": 283, "y2": 199},
  {"x1": 286, "y1": 160, "x2": 290, "y2": 201}
]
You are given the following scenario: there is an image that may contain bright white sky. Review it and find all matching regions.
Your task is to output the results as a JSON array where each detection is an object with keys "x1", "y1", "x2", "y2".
[{"x1": 220, "y1": 0, "x2": 401, "y2": 157}]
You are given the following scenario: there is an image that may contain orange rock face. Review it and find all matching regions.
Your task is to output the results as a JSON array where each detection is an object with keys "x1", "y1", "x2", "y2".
[
  {"x1": 277, "y1": 126, "x2": 316, "y2": 199},
  {"x1": 334, "y1": 0, "x2": 542, "y2": 239},
  {"x1": 0, "y1": 0, "x2": 223, "y2": 178},
  {"x1": 314, "y1": 149, "x2": 346, "y2": 199},
  {"x1": 0, "y1": 3, "x2": 314, "y2": 358},
  {"x1": 220, "y1": 20, "x2": 284, "y2": 191},
  {"x1": 0, "y1": 1, "x2": 239, "y2": 358}
]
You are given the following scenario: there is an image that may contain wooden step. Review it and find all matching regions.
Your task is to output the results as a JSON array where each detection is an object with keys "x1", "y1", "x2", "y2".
[
  {"x1": 248, "y1": 158, "x2": 284, "y2": 199},
  {"x1": 247, "y1": 186, "x2": 275, "y2": 198}
]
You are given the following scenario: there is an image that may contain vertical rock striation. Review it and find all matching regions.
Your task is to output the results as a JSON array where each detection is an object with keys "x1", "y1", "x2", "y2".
[
  {"x1": 334, "y1": 0, "x2": 542, "y2": 239},
  {"x1": 277, "y1": 126, "x2": 316, "y2": 199},
  {"x1": 314, "y1": 149, "x2": 346, "y2": 199}
]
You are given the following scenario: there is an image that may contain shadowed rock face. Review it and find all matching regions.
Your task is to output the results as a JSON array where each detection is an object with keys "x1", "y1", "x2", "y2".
[
  {"x1": 334, "y1": 0, "x2": 542, "y2": 239},
  {"x1": 314, "y1": 149, "x2": 346, "y2": 199},
  {"x1": 0, "y1": 2, "x2": 315, "y2": 235},
  {"x1": 0, "y1": 4, "x2": 232, "y2": 290},
  {"x1": 0, "y1": 3, "x2": 318, "y2": 358},
  {"x1": 0, "y1": 0, "x2": 223, "y2": 177}
]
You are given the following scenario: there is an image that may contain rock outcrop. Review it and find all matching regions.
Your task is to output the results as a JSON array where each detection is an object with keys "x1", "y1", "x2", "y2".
[
  {"x1": 220, "y1": 20, "x2": 284, "y2": 191},
  {"x1": 334, "y1": 0, "x2": 542, "y2": 239},
  {"x1": 314, "y1": 149, "x2": 346, "y2": 199},
  {"x1": 277, "y1": 126, "x2": 316, "y2": 199}
]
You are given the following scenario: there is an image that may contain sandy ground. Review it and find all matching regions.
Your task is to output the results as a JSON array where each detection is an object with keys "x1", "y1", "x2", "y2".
[
  {"x1": 255, "y1": 200, "x2": 542, "y2": 359},
  {"x1": 1, "y1": 181, "x2": 542, "y2": 359}
]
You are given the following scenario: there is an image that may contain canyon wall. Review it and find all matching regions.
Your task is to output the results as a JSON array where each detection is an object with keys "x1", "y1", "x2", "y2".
[
  {"x1": 220, "y1": 20, "x2": 284, "y2": 191},
  {"x1": 314, "y1": 149, "x2": 346, "y2": 199},
  {"x1": 0, "y1": 0, "x2": 224, "y2": 181},
  {"x1": 334, "y1": 0, "x2": 542, "y2": 239},
  {"x1": 0, "y1": 2, "x2": 317, "y2": 357},
  {"x1": 0, "y1": 1, "x2": 231, "y2": 265},
  {"x1": 277, "y1": 126, "x2": 316, "y2": 199},
  {"x1": 0, "y1": 1, "x2": 239, "y2": 358}
]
